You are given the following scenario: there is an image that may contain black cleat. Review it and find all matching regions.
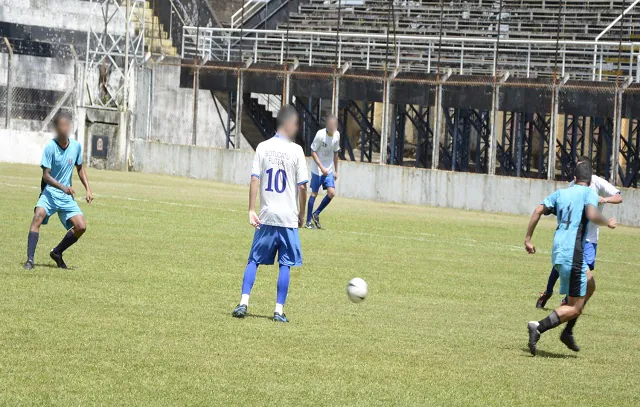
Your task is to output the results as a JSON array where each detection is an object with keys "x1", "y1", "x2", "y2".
[
  {"x1": 232, "y1": 304, "x2": 248, "y2": 318},
  {"x1": 304, "y1": 222, "x2": 314, "y2": 229},
  {"x1": 536, "y1": 292, "x2": 552, "y2": 308},
  {"x1": 49, "y1": 250, "x2": 67, "y2": 269},
  {"x1": 311, "y1": 213, "x2": 322, "y2": 229},
  {"x1": 24, "y1": 260, "x2": 34, "y2": 270},
  {"x1": 560, "y1": 330, "x2": 581, "y2": 352},
  {"x1": 528, "y1": 321, "x2": 541, "y2": 356},
  {"x1": 273, "y1": 312, "x2": 289, "y2": 323}
]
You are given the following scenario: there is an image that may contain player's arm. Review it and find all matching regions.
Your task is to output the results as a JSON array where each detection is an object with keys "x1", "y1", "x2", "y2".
[
  {"x1": 524, "y1": 204, "x2": 546, "y2": 254},
  {"x1": 597, "y1": 177, "x2": 622, "y2": 204},
  {"x1": 586, "y1": 205, "x2": 616, "y2": 229},
  {"x1": 248, "y1": 175, "x2": 261, "y2": 228},
  {"x1": 76, "y1": 164, "x2": 93, "y2": 203},
  {"x1": 298, "y1": 182, "x2": 307, "y2": 228},
  {"x1": 42, "y1": 168, "x2": 74, "y2": 196}
]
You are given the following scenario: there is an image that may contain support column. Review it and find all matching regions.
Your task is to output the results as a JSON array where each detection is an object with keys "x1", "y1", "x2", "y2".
[
  {"x1": 331, "y1": 75, "x2": 340, "y2": 116},
  {"x1": 610, "y1": 88, "x2": 624, "y2": 185},
  {"x1": 547, "y1": 84, "x2": 560, "y2": 180},
  {"x1": 235, "y1": 69, "x2": 244, "y2": 149},
  {"x1": 431, "y1": 83, "x2": 444, "y2": 170},
  {"x1": 380, "y1": 78, "x2": 391, "y2": 164},
  {"x1": 488, "y1": 84, "x2": 500, "y2": 175}
]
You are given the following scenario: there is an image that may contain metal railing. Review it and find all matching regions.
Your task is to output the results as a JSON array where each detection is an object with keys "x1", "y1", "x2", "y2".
[
  {"x1": 182, "y1": 27, "x2": 640, "y2": 81},
  {"x1": 231, "y1": 0, "x2": 272, "y2": 29}
]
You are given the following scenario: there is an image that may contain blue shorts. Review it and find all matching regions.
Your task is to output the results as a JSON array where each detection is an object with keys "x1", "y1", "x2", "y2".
[
  {"x1": 584, "y1": 242, "x2": 597, "y2": 270},
  {"x1": 556, "y1": 261, "x2": 588, "y2": 298},
  {"x1": 248, "y1": 225, "x2": 302, "y2": 267},
  {"x1": 311, "y1": 172, "x2": 335, "y2": 193},
  {"x1": 35, "y1": 189, "x2": 82, "y2": 230}
]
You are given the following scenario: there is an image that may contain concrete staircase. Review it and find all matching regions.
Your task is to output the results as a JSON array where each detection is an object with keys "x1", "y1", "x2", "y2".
[{"x1": 133, "y1": 1, "x2": 179, "y2": 56}]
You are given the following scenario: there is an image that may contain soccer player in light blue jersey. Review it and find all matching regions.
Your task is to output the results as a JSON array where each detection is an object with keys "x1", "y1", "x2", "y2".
[
  {"x1": 524, "y1": 161, "x2": 616, "y2": 356},
  {"x1": 535, "y1": 156, "x2": 622, "y2": 308},
  {"x1": 24, "y1": 112, "x2": 93, "y2": 270},
  {"x1": 232, "y1": 105, "x2": 308, "y2": 322}
]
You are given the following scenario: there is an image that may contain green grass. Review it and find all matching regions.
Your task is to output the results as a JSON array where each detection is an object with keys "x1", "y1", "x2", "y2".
[{"x1": 0, "y1": 162, "x2": 639, "y2": 406}]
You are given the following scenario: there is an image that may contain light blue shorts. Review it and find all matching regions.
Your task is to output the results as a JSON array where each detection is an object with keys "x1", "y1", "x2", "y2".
[
  {"x1": 584, "y1": 242, "x2": 598, "y2": 270},
  {"x1": 35, "y1": 189, "x2": 82, "y2": 230},
  {"x1": 311, "y1": 172, "x2": 335, "y2": 193},
  {"x1": 556, "y1": 261, "x2": 588, "y2": 298},
  {"x1": 248, "y1": 225, "x2": 302, "y2": 267}
]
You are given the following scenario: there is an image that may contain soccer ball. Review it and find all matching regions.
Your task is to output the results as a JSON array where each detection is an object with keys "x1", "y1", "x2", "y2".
[{"x1": 346, "y1": 278, "x2": 368, "y2": 303}]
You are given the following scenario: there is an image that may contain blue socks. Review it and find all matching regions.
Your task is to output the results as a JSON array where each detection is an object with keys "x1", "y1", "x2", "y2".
[
  {"x1": 276, "y1": 264, "x2": 290, "y2": 306},
  {"x1": 53, "y1": 230, "x2": 79, "y2": 255},
  {"x1": 241, "y1": 261, "x2": 258, "y2": 296},
  {"x1": 314, "y1": 196, "x2": 333, "y2": 215},
  {"x1": 306, "y1": 195, "x2": 316, "y2": 223},
  {"x1": 27, "y1": 231, "x2": 39, "y2": 262},
  {"x1": 545, "y1": 268, "x2": 559, "y2": 294}
]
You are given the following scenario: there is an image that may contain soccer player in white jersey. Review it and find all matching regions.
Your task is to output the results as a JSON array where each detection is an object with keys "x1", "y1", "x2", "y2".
[
  {"x1": 232, "y1": 105, "x2": 308, "y2": 323},
  {"x1": 305, "y1": 115, "x2": 340, "y2": 229},
  {"x1": 536, "y1": 156, "x2": 622, "y2": 309}
]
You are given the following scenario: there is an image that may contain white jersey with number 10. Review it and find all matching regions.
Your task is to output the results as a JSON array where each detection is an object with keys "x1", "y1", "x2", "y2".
[{"x1": 251, "y1": 135, "x2": 309, "y2": 228}]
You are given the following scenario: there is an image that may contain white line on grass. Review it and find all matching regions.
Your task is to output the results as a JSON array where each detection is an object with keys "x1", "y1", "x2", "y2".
[{"x1": 2, "y1": 182, "x2": 636, "y2": 266}]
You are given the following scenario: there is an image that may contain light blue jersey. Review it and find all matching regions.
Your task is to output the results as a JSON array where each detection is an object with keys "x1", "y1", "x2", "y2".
[
  {"x1": 542, "y1": 185, "x2": 599, "y2": 266},
  {"x1": 40, "y1": 139, "x2": 83, "y2": 197},
  {"x1": 36, "y1": 139, "x2": 83, "y2": 229}
]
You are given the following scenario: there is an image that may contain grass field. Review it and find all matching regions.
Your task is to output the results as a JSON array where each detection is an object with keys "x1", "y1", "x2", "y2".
[{"x1": 0, "y1": 162, "x2": 639, "y2": 406}]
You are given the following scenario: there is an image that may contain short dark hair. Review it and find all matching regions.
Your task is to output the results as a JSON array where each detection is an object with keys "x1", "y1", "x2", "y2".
[
  {"x1": 53, "y1": 111, "x2": 72, "y2": 126},
  {"x1": 574, "y1": 160, "x2": 593, "y2": 185},
  {"x1": 576, "y1": 155, "x2": 591, "y2": 166},
  {"x1": 276, "y1": 105, "x2": 298, "y2": 128}
]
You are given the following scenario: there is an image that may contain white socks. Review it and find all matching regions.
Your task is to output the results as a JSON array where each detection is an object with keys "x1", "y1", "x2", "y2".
[
  {"x1": 240, "y1": 294, "x2": 250, "y2": 306},
  {"x1": 275, "y1": 303, "x2": 284, "y2": 314}
]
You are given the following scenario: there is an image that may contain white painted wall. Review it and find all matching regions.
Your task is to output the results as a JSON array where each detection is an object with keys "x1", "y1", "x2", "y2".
[
  {"x1": 0, "y1": 129, "x2": 54, "y2": 165},
  {"x1": 130, "y1": 139, "x2": 640, "y2": 227}
]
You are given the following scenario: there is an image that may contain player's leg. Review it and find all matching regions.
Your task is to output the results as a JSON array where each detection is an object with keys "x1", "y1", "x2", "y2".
[
  {"x1": 50, "y1": 198, "x2": 85, "y2": 269},
  {"x1": 232, "y1": 226, "x2": 277, "y2": 318},
  {"x1": 273, "y1": 227, "x2": 303, "y2": 322},
  {"x1": 536, "y1": 267, "x2": 560, "y2": 308},
  {"x1": 306, "y1": 174, "x2": 321, "y2": 228},
  {"x1": 561, "y1": 269, "x2": 596, "y2": 351},
  {"x1": 528, "y1": 263, "x2": 587, "y2": 355},
  {"x1": 312, "y1": 173, "x2": 335, "y2": 229},
  {"x1": 25, "y1": 206, "x2": 49, "y2": 270}
]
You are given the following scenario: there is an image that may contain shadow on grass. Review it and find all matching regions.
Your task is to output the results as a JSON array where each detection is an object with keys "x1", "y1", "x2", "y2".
[
  {"x1": 19, "y1": 262, "x2": 76, "y2": 271},
  {"x1": 521, "y1": 348, "x2": 578, "y2": 359},
  {"x1": 245, "y1": 314, "x2": 275, "y2": 321}
]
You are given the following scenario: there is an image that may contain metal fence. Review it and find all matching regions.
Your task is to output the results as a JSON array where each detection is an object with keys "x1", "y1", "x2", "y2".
[{"x1": 0, "y1": 39, "x2": 79, "y2": 132}]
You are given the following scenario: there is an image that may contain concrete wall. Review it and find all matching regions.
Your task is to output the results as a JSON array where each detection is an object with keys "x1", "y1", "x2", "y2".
[
  {"x1": 0, "y1": 129, "x2": 55, "y2": 165},
  {"x1": 0, "y1": 0, "x2": 126, "y2": 35},
  {"x1": 130, "y1": 138, "x2": 640, "y2": 227},
  {"x1": 142, "y1": 64, "x2": 252, "y2": 150}
]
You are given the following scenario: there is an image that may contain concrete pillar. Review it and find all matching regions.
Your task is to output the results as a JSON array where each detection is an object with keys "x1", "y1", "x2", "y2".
[
  {"x1": 431, "y1": 84, "x2": 444, "y2": 170},
  {"x1": 488, "y1": 85, "x2": 500, "y2": 175},
  {"x1": 547, "y1": 85, "x2": 559, "y2": 180},
  {"x1": 610, "y1": 89, "x2": 623, "y2": 185},
  {"x1": 235, "y1": 69, "x2": 243, "y2": 149}
]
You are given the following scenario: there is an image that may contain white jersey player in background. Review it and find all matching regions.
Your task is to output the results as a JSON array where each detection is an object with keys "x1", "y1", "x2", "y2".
[
  {"x1": 305, "y1": 115, "x2": 341, "y2": 229},
  {"x1": 232, "y1": 105, "x2": 308, "y2": 323},
  {"x1": 536, "y1": 155, "x2": 623, "y2": 309}
]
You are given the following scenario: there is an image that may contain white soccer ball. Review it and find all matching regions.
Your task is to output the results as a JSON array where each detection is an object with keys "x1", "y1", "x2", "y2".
[{"x1": 346, "y1": 278, "x2": 368, "y2": 303}]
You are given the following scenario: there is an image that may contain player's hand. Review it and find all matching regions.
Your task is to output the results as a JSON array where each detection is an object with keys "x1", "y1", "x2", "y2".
[
  {"x1": 607, "y1": 217, "x2": 616, "y2": 229},
  {"x1": 86, "y1": 190, "x2": 93, "y2": 204},
  {"x1": 524, "y1": 240, "x2": 536, "y2": 254},
  {"x1": 249, "y1": 210, "x2": 261, "y2": 229},
  {"x1": 333, "y1": 171, "x2": 338, "y2": 181},
  {"x1": 321, "y1": 167, "x2": 330, "y2": 176},
  {"x1": 63, "y1": 186, "x2": 75, "y2": 196},
  {"x1": 599, "y1": 196, "x2": 606, "y2": 204}
]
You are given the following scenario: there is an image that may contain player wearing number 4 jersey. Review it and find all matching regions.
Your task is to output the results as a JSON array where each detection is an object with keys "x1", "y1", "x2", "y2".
[
  {"x1": 232, "y1": 105, "x2": 308, "y2": 323},
  {"x1": 536, "y1": 156, "x2": 623, "y2": 308},
  {"x1": 524, "y1": 161, "x2": 616, "y2": 356}
]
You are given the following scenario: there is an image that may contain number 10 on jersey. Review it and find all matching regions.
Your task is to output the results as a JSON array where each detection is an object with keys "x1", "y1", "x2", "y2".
[{"x1": 265, "y1": 168, "x2": 287, "y2": 193}]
